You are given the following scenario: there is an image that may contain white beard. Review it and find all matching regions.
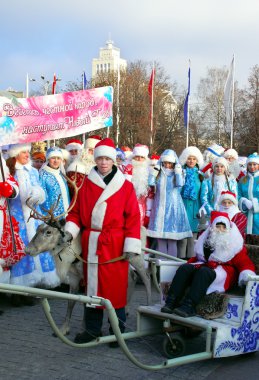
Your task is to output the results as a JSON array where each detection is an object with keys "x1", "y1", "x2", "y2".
[
  {"x1": 228, "y1": 160, "x2": 241, "y2": 179},
  {"x1": 219, "y1": 204, "x2": 239, "y2": 220},
  {"x1": 131, "y1": 160, "x2": 149, "y2": 198},
  {"x1": 81, "y1": 152, "x2": 96, "y2": 175},
  {"x1": 207, "y1": 227, "x2": 231, "y2": 262}
]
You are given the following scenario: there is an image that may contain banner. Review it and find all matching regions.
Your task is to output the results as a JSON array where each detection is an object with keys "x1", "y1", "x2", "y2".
[{"x1": 0, "y1": 86, "x2": 113, "y2": 147}]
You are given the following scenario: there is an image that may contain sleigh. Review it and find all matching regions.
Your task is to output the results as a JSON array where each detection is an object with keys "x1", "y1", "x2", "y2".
[{"x1": 0, "y1": 244, "x2": 258, "y2": 371}]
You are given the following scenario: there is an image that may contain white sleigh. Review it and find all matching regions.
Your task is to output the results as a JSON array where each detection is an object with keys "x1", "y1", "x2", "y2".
[{"x1": 137, "y1": 259, "x2": 259, "y2": 358}]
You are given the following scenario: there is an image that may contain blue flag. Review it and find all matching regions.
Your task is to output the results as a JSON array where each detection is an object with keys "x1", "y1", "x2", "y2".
[
  {"x1": 83, "y1": 71, "x2": 87, "y2": 90},
  {"x1": 184, "y1": 67, "x2": 191, "y2": 128}
]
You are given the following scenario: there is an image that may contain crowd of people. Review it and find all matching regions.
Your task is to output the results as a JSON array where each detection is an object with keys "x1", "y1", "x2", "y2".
[{"x1": 0, "y1": 136, "x2": 258, "y2": 339}]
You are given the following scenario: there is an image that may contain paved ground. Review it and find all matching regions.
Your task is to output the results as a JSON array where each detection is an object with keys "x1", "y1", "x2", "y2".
[{"x1": 0, "y1": 284, "x2": 258, "y2": 380}]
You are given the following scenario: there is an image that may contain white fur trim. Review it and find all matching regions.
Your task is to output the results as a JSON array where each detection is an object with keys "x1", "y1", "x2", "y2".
[
  {"x1": 247, "y1": 155, "x2": 259, "y2": 164},
  {"x1": 0, "y1": 207, "x2": 3, "y2": 241},
  {"x1": 179, "y1": 146, "x2": 204, "y2": 167},
  {"x1": 85, "y1": 137, "x2": 100, "y2": 149},
  {"x1": 212, "y1": 156, "x2": 229, "y2": 170},
  {"x1": 123, "y1": 237, "x2": 141, "y2": 254},
  {"x1": 224, "y1": 149, "x2": 238, "y2": 160},
  {"x1": 91, "y1": 202, "x2": 107, "y2": 230},
  {"x1": 64, "y1": 221, "x2": 80, "y2": 239},
  {"x1": 206, "y1": 266, "x2": 227, "y2": 294},
  {"x1": 9, "y1": 143, "x2": 31, "y2": 158},
  {"x1": 252, "y1": 197, "x2": 259, "y2": 213},
  {"x1": 66, "y1": 160, "x2": 88, "y2": 175},
  {"x1": 87, "y1": 231, "x2": 100, "y2": 297},
  {"x1": 161, "y1": 154, "x2": 176, "y2": 163},
  {"x1": 132, "y1": 145, "x2": 149, "y2": 158},
  {"x1": 211, "y1": 215, "x2": 231, "y2": 229},
  {"x1": 94, "y1": 145, "x2": 116, "y2": 162}
]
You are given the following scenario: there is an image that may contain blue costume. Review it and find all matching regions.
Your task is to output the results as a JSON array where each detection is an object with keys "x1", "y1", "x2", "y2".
[
  {"x1": 147, "y1": 150, "x2": 192, "y2": 242},
  {"x1": 9, "y1": 162, "x2": 59, "y2": 287},
  {"x1": 238, "y1": 153, "x2": 259, "y2": 234},
  {"x1": 201, "y1": 174, "x2": 238, "y2": 215}
]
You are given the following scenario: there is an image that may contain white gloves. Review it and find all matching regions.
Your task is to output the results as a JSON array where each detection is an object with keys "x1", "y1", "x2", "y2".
[
  {"x1": 238, "y1": 270, "x2": 255, "y2": 287},
  {"x1": 124, "y1": 252, "x2": 137, "y2": 260},
  {"x1": 243, "y1": 198, "x2": 253, "y2": 210},
  {"x1": 29, "y1": 186, "x2": 45, "y2": 205},
  {"x1": 174, "y1": 163, "x2": 182, "y2": 174},
  {"x1": 63, "y1": 231, "x2": 73, "y2": 244}
]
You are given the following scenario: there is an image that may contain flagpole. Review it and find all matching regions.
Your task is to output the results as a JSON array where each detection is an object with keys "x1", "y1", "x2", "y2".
[
  {"x1": 26, "y1": 73, "x2": 29, "y2": 98},
  {"x1": 115, "y1": 64, "x2": 120, "y2": 147},
  {"x1": 230, "y1": 55, "x2": 235, "y2": 148},
  {"x1": 82, "y1": 71, "x2": 86, "y2": 146},
  {"x1": 150, "y1": 63, "x2": 154, "y2": 148},
  {"x1": 185, "y1": 61, "x2": 191, "y2": 148}
]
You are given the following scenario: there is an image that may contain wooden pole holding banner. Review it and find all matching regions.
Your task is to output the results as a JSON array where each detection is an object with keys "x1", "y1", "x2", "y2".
[
  {"x1": 149, "y1": 63, "x2": 155, "y2": 149},
  {"x1": 115, "y1": 64, "x2": 120, "y2": 147}
]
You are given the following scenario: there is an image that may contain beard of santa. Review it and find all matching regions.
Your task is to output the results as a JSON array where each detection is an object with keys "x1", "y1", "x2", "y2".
[
  {"x1": 207, "y1": 226, "x2": 231, "y2": 258},
  {"x1": 228, "y1": 160, "x2": 241, "y2": 179},
  {"x1": 219, "y1": 204, "x2": 239, "y2": 220},
  {"x1": 131, "y1": 159, "x2": 149, "y2": 198},
  {"x1": 81, "y1": 150, "x2": 96, "y2": 175}
]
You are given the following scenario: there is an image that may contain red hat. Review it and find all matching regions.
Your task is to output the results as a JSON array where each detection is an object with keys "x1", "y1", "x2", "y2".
[
  {"x1": 85, "y1": 135, "x2": 102, "y2": 149},
  {"x1": 94, "y1": 138, "x2": 116, "y2": 162},
  {"x1": 219, "y1": 191, "x2": 238, "y2": 206},
  {"x1": 150, "y1": 154, "x2": 160, "y2": 165},
  {"x1": 65, "y1": 139, "x2": 83, "y2": 151},
  {"x1": 210, "y1": 211, "x2": 230, "y2": 229}
]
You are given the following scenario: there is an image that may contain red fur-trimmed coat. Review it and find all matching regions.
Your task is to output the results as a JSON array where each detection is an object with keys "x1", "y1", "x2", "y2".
[
  {"x1": 66, "y1": 168, "x2": 141, "y2": 309},
  {"x1": 189, "y1": 223, "x2": 255, "y2": 294}
]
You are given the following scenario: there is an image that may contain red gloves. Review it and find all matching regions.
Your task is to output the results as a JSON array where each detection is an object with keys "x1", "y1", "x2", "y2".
[
  {"x1": 0, "y1": 181, "x2": 13, "y2": 198},
  {"x1": 143, "y1": 215, "x2": 150, "y2": 228}
]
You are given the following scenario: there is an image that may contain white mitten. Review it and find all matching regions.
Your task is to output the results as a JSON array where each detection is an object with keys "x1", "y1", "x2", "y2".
[
  {"x1": 238, "y1": 270, "x2": 255, "y2": 287},
  {"x1": 29, "y1": 186, "x2": 45, "y2": 205},
  {"x1": 243, "y1": 198, "x2": 253, "y2": 210},
  {"x1": 174, "y1": 163, "x2": 182, "y2": 175}
]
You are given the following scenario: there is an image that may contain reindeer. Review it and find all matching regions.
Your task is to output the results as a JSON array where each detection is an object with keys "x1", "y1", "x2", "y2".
[{"x1": 25, "y1": 173, "x2": 152, "y2": 335}]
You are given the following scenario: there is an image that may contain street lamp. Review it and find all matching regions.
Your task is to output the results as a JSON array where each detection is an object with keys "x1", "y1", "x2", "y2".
[{"x1": 26, "y1": 74, "x2": 61, "y2": 97}]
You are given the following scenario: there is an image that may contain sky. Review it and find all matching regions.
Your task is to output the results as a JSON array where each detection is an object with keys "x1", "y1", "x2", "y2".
[{"x1": 1, "y1": 0, "x2": 259, "y2": 99}]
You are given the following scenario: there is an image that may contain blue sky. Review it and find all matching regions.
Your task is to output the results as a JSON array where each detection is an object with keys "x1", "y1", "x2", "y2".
[{"x1": 2, "y1": 0, "x2": 259, "y2": 97}]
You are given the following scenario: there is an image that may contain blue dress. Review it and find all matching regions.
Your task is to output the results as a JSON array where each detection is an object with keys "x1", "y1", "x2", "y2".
[
  {"x1": 181, "y1": 166, "x2": 203, "y2": 233},
  {"x1": 147, "y1": 168, "x2": 192, "y2": 240},
  {"x1": 238, "y1": 171, "x2": 259, "y2": 234},
  {"x1": 9, "y1": 162, "x2": 60, "y2": 288},
  {"x1": 200, "y1": 174, "x2": 238, "y2": 215}
]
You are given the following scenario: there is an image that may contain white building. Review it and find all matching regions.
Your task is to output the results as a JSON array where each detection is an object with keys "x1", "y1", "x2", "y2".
[{"x1": 92, "y1": 39, "x2": 127, "y2": 78}]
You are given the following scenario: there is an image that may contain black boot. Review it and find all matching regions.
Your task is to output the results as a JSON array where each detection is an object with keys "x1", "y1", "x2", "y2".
[
  {"x1": 74, "y1": 330, "x2": 102, "y2": 343},
  {"x1": 161, "y1": 295, "x2": 179, "y2": 314},
  {"x1": 173, "y1": 297, "x2": 196, "y2": 318}
]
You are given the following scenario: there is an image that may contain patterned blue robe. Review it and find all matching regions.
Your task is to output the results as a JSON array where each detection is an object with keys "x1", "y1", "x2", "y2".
[
  {"x1": 40, "y1": 165, "x2": 70, "y2": 218},
  {"x1": 238, "y1": 171, "x2": 259, "y2": 234},
  {"x1": 147, "y1": 169, "x2": 192, "y2": 239},
  {"x1": 9, "y1": 162, "x2": 60, "y2": 287}
]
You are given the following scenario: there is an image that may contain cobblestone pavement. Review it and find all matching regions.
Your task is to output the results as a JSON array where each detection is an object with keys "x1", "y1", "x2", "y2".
[{"x1": 0, "y1": 284, "x2": 258, "y2": 380}]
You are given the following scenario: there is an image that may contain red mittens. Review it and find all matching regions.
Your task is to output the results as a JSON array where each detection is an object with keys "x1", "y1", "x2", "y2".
[{"x1": 0, "y1": 181, "x2": 13, "y2": 198}]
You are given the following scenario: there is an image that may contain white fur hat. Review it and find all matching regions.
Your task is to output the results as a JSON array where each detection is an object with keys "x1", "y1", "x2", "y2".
[
  {"x1": 218, "y1": 190, "x2": 238, "y2": 206},
  {"x1": 46, "y1": 147, "x2": 63, "y2": 160},
  {"x1": 160, "y1": 149, "x2": 178, "y2": 164},
  {"x1": 247, "y1": 152, "x2": 259, "y2": 165},
  {"x1": 212, "y1": 156, "x2": 229, "y2": 171},
  {"x1": 224, "y1": 148, "x2": 238, "y2": 160},
  {"x1": 8, "y1": 143, "x2": 31, "y2": 158},
  {"x1": 132, "y1": 144, "x2": 149, "y2": 159},
  {"x1": 179, "y1": 146, "x2": 204, "y2": 167}
]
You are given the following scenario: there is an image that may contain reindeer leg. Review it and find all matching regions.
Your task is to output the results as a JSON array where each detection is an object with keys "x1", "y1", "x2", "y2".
[
  {"x1": 58, "y1": 272, "x2": 80, "y2": 336},
  {"x1": 128, "y1": 253, "x2": 152, "y2": 305},
  {"x1": 126, "y1": 268, "x2": 138, "y2": 316}
]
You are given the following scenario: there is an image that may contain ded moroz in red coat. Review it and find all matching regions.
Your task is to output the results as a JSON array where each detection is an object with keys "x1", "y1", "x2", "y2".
[
  {"x1": 189, "y1": 221, "x2": 255, "y2": 294},
  {"x1": 65, "y1": 167, "x2": 141, "y2": 309}
]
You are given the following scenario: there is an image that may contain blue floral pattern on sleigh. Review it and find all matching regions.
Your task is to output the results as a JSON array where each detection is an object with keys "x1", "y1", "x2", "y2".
[{"x1": 215, "y1": 282, "x2": 259, "y2": 356}]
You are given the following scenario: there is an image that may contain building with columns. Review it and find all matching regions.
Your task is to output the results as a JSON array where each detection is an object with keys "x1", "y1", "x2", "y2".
[{"x1": 92, "y1": 39, "x2": 127, "y2": 78}]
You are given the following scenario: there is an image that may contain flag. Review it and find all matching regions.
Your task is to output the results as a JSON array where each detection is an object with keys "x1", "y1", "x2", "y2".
[
  {"x1": 52, "y1": 73, "x2": 57, "y2": 95},
  {"x1": 148, "y1": 68, "x2": 155, "y2": 98},
  {"x1": 224, "y1": 56, "x2": 235, "y2": 129},
  {"x1": 83, "y1": 71, "x2": 87, "y2": 90},
  {"x1": 184, "y1": 67, "x2": 191, "y2": 128}
]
